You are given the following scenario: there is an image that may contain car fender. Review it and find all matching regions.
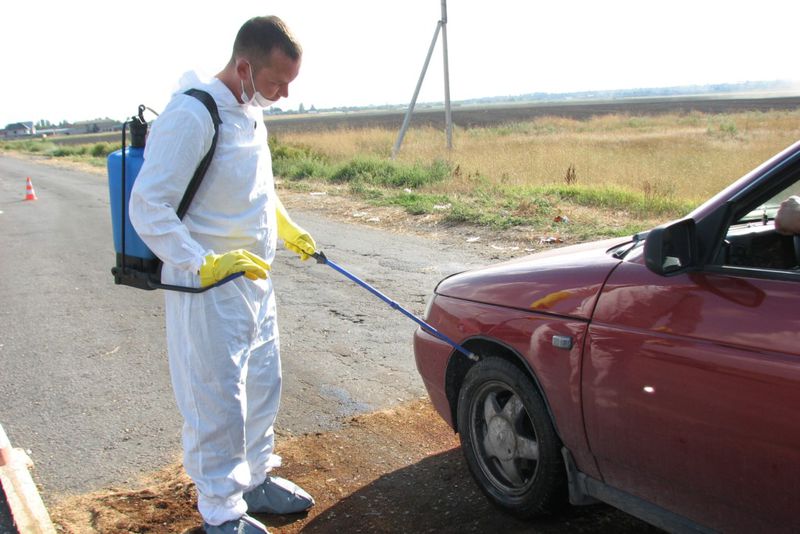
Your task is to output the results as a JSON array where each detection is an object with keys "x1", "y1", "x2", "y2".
[{"x1": 436, "y1": 300, "x2": 602, "y2": 481}]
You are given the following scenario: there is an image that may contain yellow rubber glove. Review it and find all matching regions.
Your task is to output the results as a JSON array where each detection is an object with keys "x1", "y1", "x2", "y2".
[
  {"x1": 276, "y1": 196, "x2": 316, "y2": 261},
  {"x1": 199, "y1": 249, "x2": 271, "y2": 287}
]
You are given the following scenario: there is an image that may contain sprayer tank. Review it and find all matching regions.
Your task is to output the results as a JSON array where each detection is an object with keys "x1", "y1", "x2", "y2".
[{"x1": 107, "y1": 146, "x2": 154, "y2": 260}]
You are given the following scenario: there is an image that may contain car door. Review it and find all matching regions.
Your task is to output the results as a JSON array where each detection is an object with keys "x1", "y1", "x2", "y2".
[{"x1": 581, "y1": 185, "x2": 800, "y2": 532}]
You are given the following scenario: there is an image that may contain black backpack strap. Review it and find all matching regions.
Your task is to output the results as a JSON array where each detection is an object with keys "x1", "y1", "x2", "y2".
[
  {"x1": 151, "y1": 88, "x2": 221, "y2": 285},
  {"x1": 176, "y1": 88, "x2": 222, "y2": 220}
]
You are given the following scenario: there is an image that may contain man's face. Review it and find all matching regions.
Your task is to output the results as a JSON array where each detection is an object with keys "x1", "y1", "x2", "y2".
[{"x1": 243, "y1": 48, "x2": 301, "y2": 103}]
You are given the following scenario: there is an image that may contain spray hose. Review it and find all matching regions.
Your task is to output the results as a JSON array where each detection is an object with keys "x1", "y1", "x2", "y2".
[{"x1": 312, "y1": 251, "x2": 478, "y2": 362}]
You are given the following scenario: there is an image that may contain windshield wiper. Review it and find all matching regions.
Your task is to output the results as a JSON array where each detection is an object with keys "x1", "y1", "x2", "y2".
[{"x1": 612, "y1": 230, "x2": 649, "y2": 259}]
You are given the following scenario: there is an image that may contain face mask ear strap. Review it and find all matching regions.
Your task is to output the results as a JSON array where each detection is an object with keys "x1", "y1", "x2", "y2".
[
  {"x1": 238, "y1": 60, "x2": 254, "y2": 104},
  {"x1": 247, "y1": 62, "x2": 259, "y2": 93}
]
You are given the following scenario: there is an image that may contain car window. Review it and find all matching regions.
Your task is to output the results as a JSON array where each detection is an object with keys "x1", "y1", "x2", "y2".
[
  {"x1": 720, "y1": 180, "x2": 800, "y2": 272},
  {"x1": 739, "y1": 182, "x2": 800, "y2": 223}
]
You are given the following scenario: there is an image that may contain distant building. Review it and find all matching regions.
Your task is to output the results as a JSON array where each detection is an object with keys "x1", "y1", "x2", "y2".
[
  {"x1": 37, "y1": 128, "x2": 71, "y2": 138},
  {"x1": 2, "y1": 122, "x2": 35, "y2": 138},
  {"x1": 67, "y1": 119, "x2": 121, "y2": 135}
]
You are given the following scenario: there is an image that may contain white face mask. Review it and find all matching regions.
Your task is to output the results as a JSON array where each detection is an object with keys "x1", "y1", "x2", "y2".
[{"x1": 240, "y1": 62, "x2": 276, "y2": 108}]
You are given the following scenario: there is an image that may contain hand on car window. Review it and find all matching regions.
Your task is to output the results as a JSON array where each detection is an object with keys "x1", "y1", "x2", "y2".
[{"x1": 775, "y1": 196, "x2": 800, "y2": 235}]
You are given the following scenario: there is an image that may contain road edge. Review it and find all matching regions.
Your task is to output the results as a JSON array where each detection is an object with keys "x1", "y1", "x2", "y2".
[{"x1": 0, "y1": 423, "x2": 57, "y2": 534}]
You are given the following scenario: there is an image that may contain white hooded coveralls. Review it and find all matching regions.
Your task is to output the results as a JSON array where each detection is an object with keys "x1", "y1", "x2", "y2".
[{"x1": 129, "y1": 75, "x2": 281, "y2": 526}]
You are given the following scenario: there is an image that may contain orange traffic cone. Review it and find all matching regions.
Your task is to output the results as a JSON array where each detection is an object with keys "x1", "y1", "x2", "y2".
[{"x1": 24, "y1": 177, "x2": 37, "y2": 201}]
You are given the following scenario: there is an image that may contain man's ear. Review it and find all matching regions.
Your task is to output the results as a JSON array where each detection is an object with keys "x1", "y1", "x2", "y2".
[{"x1": 234, "y1": 57, "x2": 249, "y2": 79}]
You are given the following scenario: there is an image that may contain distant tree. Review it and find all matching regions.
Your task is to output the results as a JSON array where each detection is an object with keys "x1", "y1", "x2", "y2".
[{"x1": 298, "y1": 103, "x2": 305, "y2": 114}]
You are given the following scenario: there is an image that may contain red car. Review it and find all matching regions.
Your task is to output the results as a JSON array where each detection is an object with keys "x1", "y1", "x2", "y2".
[{"x1": 414, "y1": 140, "x2": 800, "y2": 533}]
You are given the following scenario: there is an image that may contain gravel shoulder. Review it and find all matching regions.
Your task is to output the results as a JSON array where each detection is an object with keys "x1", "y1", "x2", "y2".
[{"x1": 50, "y1": 399, "x2": 657, "y2": 534}]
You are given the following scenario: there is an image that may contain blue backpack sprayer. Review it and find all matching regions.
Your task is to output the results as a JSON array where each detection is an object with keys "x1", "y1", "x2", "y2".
[
  {"x1": 107, "y1": 90, "x2": 242, "y2": 292},
  {"x1": 106, "y1": 92, "x2": 475, "y2": 359}
]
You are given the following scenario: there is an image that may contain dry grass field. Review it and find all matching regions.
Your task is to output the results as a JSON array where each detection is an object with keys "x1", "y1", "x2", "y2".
[
  {"x1": 268, "y1": 107, "x2": 800, "y2": 242},
  {"x1": 276, "y1": 110, "x2": 800, "y2": 202},
  {"x1": 5, "y1": 98, "x2": 800, "y2": 243}
]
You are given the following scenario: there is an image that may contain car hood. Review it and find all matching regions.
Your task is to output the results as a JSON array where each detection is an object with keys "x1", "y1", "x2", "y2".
[{"x1": 436, "y1": 237, "x2": 627, "y2": 319}]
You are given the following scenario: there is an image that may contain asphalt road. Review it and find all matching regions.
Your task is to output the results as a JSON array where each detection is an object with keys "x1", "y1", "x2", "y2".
[{"x1": 0, "y1": 155, "x2": 484, "y2": 504}]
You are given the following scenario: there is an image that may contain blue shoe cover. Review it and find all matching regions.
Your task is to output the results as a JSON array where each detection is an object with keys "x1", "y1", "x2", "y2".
[
  {"x1": 243, "y1": 476, "x2": 315, "y2": 515},
  {"x1": 203, "y1": 513, "x2": 269, "y2": 533}
]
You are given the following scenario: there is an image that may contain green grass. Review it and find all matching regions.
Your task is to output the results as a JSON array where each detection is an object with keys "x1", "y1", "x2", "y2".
[
  {"x1": 1, "y1": 139, "x2": 57, "y2": 153},
  {"x1": 1, "y1": 138, "x2": 117, "y2": 166},
  {"x1": 331, "y1": 177, "x2": 691, "y2": 236},
  {"x1": 2, "y1": 133, "x2": 697, "y2": 240},
  {"x1": 330, "y1": 157, "x2": 450, "y2": 188},
  {"x1": 272, "y1": 143, "x2": 451, "y2": 190},
  {"x1": 382, "y1": 192, "x2": 452, "y2": 215},
  {"x1": 542, "y1": 184, "x2": 694, "y2": 217}
]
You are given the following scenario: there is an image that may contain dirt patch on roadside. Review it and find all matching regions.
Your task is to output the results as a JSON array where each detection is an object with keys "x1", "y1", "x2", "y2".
[
  {"x1": 50, "y1": 398, "x2": 655, "y2": 534},
  {"x1": 276, "y1": 183, "x2": 568, "y2": 261}
]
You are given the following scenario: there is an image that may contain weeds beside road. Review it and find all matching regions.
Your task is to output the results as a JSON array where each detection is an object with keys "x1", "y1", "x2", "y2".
[
  {"x1": 271, "y1": 108, "x2": 800, "y2": 242},
  {"x1": 4, "y1": 105, "x2": 799, "y2": 246}
]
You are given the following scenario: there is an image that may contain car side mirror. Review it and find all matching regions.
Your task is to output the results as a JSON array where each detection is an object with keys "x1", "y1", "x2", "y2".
[{"x1": 644, "y1": 218, "x2": 697, "y2": 275}]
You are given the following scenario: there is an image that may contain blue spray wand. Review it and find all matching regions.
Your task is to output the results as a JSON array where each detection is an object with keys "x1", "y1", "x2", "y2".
[{"x1": 312, "y1": 251, "x2": 478, "y2": 362}]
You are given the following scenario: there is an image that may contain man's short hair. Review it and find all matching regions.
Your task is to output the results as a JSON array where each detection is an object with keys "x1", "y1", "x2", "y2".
[{"x1": 232, "y1": 16, "x2": 302, "y2": 67}]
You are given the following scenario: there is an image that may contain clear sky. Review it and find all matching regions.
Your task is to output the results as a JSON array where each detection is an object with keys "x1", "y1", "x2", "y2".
[{"x1": 2, "y1": 0, "x2": 799, "y2": 127}]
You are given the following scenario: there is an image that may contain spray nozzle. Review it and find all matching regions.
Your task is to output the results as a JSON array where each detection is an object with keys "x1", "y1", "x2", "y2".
[{"x1": 127, "y1": 105, "x2": 159, "y2": 149}]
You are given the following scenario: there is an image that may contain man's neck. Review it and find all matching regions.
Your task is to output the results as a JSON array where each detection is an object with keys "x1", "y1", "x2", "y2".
[{"x1": 216, "y1": 65, "x2": 243, "y2": 104}]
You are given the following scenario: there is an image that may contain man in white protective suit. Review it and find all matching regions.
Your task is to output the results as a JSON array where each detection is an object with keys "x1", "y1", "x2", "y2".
[{"x1": 129, "y1": 16, "x2": 316, "y2": 534}]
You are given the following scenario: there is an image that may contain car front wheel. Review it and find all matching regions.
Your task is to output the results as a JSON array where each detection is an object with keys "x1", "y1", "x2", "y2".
[{"x1": 457, "y1": 357, "x2": 566, "y2": 517}]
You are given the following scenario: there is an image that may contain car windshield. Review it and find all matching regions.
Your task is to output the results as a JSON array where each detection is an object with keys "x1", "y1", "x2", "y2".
[{"x1": 740, "y1": 203, "x2": 779, "y2": 223}]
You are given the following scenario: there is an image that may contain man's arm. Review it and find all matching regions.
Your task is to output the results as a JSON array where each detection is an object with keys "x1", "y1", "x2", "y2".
[
  {"x1": 775, "y1": 196, "x2": 800, "y2": 235},
  {"x1": 275, "y1": 195, "x2": 316, "y2": 260},
  {"x1": 129, "y1": 102, "x2": 214, "y2": 273}
]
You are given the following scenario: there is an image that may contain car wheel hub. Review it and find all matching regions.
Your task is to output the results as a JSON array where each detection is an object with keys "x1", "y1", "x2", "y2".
[
  {"x1": 470, "y1": 384, "x2": 541, "y2": 493},
  {"x1": 487, "y1": 416, "x2": 516, "y2": 461}
]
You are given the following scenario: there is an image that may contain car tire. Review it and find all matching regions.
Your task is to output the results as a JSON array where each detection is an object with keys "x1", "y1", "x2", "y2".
[{"x1": 457, "y1": 357, "x2": 567, "y2": 517}]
